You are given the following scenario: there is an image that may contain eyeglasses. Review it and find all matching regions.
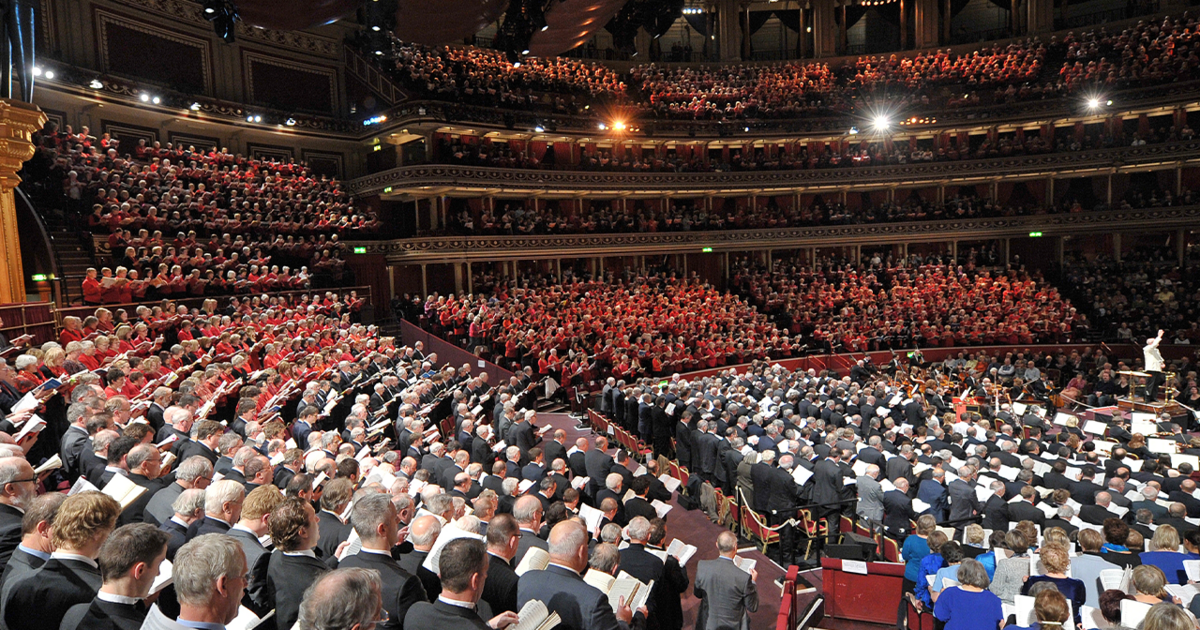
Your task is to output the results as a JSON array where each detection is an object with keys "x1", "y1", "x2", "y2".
[
  {"x1": 4, "y1": 478, "x2": 36, "y2": 486},
  {"x1": 367, "y1": 609, "x2": 389, "y2": 627}
]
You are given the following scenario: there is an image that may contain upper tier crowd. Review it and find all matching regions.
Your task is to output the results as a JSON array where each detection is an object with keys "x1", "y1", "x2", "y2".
[
  {"x1": 373, "y1": 14, "x2": 1200, "y2": 122},
  {"x1": 22, "y1": 123, "x2": 382, "y2": 304}
]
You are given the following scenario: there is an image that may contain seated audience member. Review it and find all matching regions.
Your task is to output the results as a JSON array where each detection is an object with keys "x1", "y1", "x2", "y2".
[
  {"x1": 933, "y1": 559, "x2": 1004, "y2": 630},
  {"x1": 1140, "y1": 525, "x2": 1194, "y2": 584},
  {"x1": 1007, "y1": 589, "x2": 1070, "y2": 630},
  {"x1": 1020, "y1": 544, "x2": 1085, "y2": 625}
]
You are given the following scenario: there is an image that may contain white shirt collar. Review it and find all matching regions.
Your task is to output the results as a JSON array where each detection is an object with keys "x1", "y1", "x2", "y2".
[
  {"x1": 171, "y1": 516, "x2": 189, "y2": 528},
  {"x1": 359, "y1": 547, "x2": 391, "y2": 556},
  {"x1": 97, "y1": 591, "x2": 142, "y2": 605},
  {"x1": 51, "y1": 551, "x2": 98, "y2": 568},
  {"x1": 230, "y1": 523, "x2": 259, "y2": 537},
  {"x1": 282, "y1": 549, "x2": 316, "y2": 558},
  {"x1": 437, "y1": 595, "x2": 476, "y2": 610}
]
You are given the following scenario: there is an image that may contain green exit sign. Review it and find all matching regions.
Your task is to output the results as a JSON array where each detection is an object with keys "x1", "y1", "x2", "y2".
[
  {"x1": 1029, "y1": 231, "x2": 1044, "y2": 237},
  {"x1": 383, "y1": 186, "x2": 393, "y2": 194},
  {"x1": 353, "y1": 247, "x2": 367, "y2": 254},
  {"x1": 702, "y1": 247, "x2": 713, "y2": 253},
  {"x1": 30, "y1": 274, "x2": 48, "y2": 281}
]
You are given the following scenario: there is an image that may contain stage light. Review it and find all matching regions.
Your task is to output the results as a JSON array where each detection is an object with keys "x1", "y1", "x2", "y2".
[
  {"x1": 743, "y1": 126, "x2": 750, "y2": 132},
  {"x1": 1087, "y1": 97, "x2": 1100, "y2": 110},
  {"x1": 152, "y1": 96, "x2": 161, "y2": 104},
  {"x1": 30, "y1": 66, "x2": 41, "y2": 77},
  {"x1": 534, "y1": 125, "x2": 545, "y2": 133},
  {"x1": 522, "y1": 48, "x2": 530, "y2": 55},
  {"x1": 89, "y1": 79, "x2": 104, "y2": 89},
  {"x1": 43, "y1": 70, "x2": 54, "y2": 80},
  {"x1": 139, "y1": 93, "x2": 150, "y2": 102},
  {"x1": 598, "y1": 123, "x2": 607, "y2": 130},
  {"x1": 872, "y1": 114, "x2": 891, "y2": 131},
  {"x1": 190, "y1": 102, "x2": 202, "y2": 111},
  {"x1": 285, "y1": 118, "x2": 296, "y2": 126},
  {"x1": 613, "y1": 121, "x2": 626, "y2": 131},
  {"x1": 512, "y1": 61, "x2": 521, "y2": 67},
  {"x1": 849, "y1": 126, "x2": 859, "y2": 135}
]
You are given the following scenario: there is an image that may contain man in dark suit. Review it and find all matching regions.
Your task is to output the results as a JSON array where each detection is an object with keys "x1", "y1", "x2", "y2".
[
  {"x1": 441, "y1": 451, "x2": 470, "y2": 492},
  {"x1": 507, "y1": 410, "x2": 537, "y2": 456},
  {"x1": 404, "y1": 538, "x2": 517, "y2": 630},
  {"x1": 227, "y1": 485, "x2": 278, "y2": 617},
  {"x1": 625, "y1": 477, "x2": 659, "y2": 523},
  {"x1": 340, "y1": 494, "x2": 427, "y2": 630},
  {"x1": 118, "y1": 445, "x2": 166, "y2": 526},
  {"x1": 3, "y1": 490, "x2": 121, "y2": 630},
  {"x1": 267, "y1": 497, "x2": 340, "y2": 630},
  {"x1": 585, "y1": 437, "x2": 615, "y2": 497},
  {"x1": 521, "y1": 448, "x2": 547, "y2": 484},
  {"x1": 480, "y1": 514, "x2": 521, "y2": 617},
  {"x1": 398, "y1": 515, "x2": 443, "y2": 601},
  {"x1": 543, "y1": 430, "x2": 569, "y2": 470},
  {"x1": 882, "y1": 477, "x2": 916, "y2": 537},
  {"x1": 947, "y1": 467, "x2": 982, "y2": 534},
  {"x1": 1071, "y1": 467, "x2": 1104, "y2": 506},
  {"x1": 0, "y1": 493, "x2": 63, "y2": 612},
  {"x1": 694, "y1": 422, "x2": 720, "y2": 485},
  {"x1": 185, "y1": 479, "x2": 244, "y2": 540},
  {"x1": 513, "y1": 496, "x2": 549, "y2": 566},
  {"x1": 620, "y1": 516, "x2": 688, "y2": 630},
  {"x1": 0, "y1": 456, "x2": 36, "y2": 568},
  {"x1": 517, "y1": 520, "x2": 643, "y2": 630},
  {"x1": 58, "y1": 522, "x2": 171, "y2": 630},
  {"x1": 176, "y1": 420, "x2": 222, "y2": 466},
  {"x1": 144, "y1": 455, "x2": 212, "y2": 526},
  {"x1": 980, "y1": 481, "x2": 1010, "y2": 531},
  {"x1": 569, "y1": 439, "x2": 590, "y2": 479},
  {"x1": 675, "y1": 414, "x2": 694, "y2": 470},
  {"x1": 1009, "y1": 486, "x2": 1049, "y2": 526}
]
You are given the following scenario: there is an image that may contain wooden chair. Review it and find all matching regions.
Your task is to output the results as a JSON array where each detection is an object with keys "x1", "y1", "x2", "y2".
[
  {"x1": 906, "y1": 596, "x2": 936, "y2": 630},
  {"x1": 882, "y1": 536, "x2": 901, "y2": 562},
  {"x1": 840, "y1": 515, "x2": 855, "y2": 540},
  {"x1": 797, "y1": 509, "x2": 829, "y2": 561},
  {"x1": 742, "y1": 505, "x2": 779, "y2": 553}
]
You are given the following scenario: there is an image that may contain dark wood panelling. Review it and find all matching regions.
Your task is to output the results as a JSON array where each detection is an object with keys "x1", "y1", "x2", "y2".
[
  {"x1": 247, "y1": 143, "x2": 295, "y2": 163},
  {"x1": 244, "y1": 52, "x2": 336, "y2": 115},
  {"x1": 168, "y1": 132, "x2": 222, "y2": 152},
  {"x1": 100, "y1": 120, "x2": 159, "y2": 153},
  {"x1": 95, "y1": 9, "x2": 211, "y2": 94},
  {"x1": 302, "y1": 150, "x2": 344, "y2": 179}
]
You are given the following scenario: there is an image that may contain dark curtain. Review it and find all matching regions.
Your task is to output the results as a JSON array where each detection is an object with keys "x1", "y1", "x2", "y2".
[
  {"x1": 836, "y1": 5, "x2": 869, "y2": 29},
  {"x1": 875, "y1": 3, "x2": 901, "y2": 26},
  {"x1": 774, "y1": 9, "x2": 802, "y2": 32},
  {"x1": 683, "y1": 13, "x2": 709, "y2": 37},
  {"x1": 742, "y1": 10, "x2": 773, "y2": 36}
]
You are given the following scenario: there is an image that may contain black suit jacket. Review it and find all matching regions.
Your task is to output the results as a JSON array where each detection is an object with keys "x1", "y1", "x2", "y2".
[
  {"x1": 186, "y1": 515, "x2": 231, "y2": 540},
  {"x1": 0, "y1": 504, "x2": 23, "y2": 568},
  {"x1": 584, "y1": 450, "x2": 614, "y2": 495},
  {"x1": 159, "y1": 518, "x2": 189, "y2": 560},
  {"x1": 569, "y1": 451, "x2": 588, "y2": 479},
  {"x1": 625, "y1": 497, "x2": 658, "y2": 523},
  {"x1": 516, "y1": 564, "x2": 630, "y2": 630},
  {"x1": 882, "y1": 490, "x2": 915, "y2": 536},
  {"x1": 403, "y1": 599, "x2": 489, "y2": 630},
  {"x1": 396, "y1": 549, "x2": 441, "y2": 601},
  {"x1": 480, "y1": 552, "x2": 519, "y2": 616},
  {"x1": 1077, "y1": 504, "x2": 1111, "y2": 526},
  {"x1": 340, "y1": 551, "x2": 428, "y2": 630},
  {"x1": 3, "y1": 557, "x2": 101, "y2": 630},
  {"x1": 267, "y1": 551, "x2": 331, "y2": 630},
  {"x1": 543, "y1": 440, "x2": 568, "y2": 468},
  {"x1": 316, "y1": 510, "x2": 351, "y2": 560},
  {"x1": 63, "y1": 597, "x2": 147, "y2": 630},
  {"x1": 227, "y1": 527, "x2": 272, "y2": 616},
  {"x1": 981, "y1": 495, "x2": 1010, "y2": 531}
]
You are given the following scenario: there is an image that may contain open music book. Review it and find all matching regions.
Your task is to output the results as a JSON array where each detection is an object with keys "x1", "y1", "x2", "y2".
[
  {"x1": 515, "y1": 547, "x2": 550, "y2": 576},
  {"x1": 227, "y1": 606, "x2": 274, "y2": 630},
  {"x1": 509, "y1": 599, "x2": 561, "y2": 630},
  {"x1": 583, "y1": 570, "x2": 654, "y2": 613},
  {"x1": 733, "y1": 556, "x2": 756, "y2": 574},
  {"x1": 102, "y1": 474, "x2": 149, "y2": 510}
]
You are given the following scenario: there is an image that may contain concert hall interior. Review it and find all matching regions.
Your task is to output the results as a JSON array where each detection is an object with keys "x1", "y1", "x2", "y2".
[{"x1": 0, "y1": 1, "x2": 1200, "y2": 630}]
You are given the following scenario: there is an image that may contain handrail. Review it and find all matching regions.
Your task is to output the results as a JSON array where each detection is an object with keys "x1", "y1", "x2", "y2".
[{"x1": 13, "y1": 186, "x2": 63, "y2": 306}]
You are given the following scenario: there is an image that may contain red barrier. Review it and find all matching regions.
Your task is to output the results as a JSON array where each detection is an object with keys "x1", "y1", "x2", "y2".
[
  {"x1": 399, "y1": 319, "x2": 513, "y2": 387},
  {"x1": 821, "y1": 558, "x2": 907, "y2": 624}
]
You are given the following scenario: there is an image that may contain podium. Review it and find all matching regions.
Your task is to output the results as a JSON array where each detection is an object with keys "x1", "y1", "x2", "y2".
[{"x1": 821, "y1": 558, "x2": 907, "y2": 624}]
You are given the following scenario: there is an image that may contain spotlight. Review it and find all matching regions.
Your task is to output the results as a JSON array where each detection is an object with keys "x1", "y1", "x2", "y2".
[
  {"x1": 371, "y1": 25, "x2": 381, "y2": 31},
  {"x1": 522, "y1": 48, "x2": 530, "y2": 55},
  {"x1": 30, "y1": 66, "x2": 41, "y2": 77},
  {"x1": 285, "y1": 118, "x2": 296, "y2": 126},
  {"x1": 849, "y1": 126, "x2": 859, "y2": 135},
  {"x1": 247, "y1": 115, "x2": 254, "y2": 122},
  {"x1": 534, "y1": 125, "x2": 545, "y2": 133},
  {"x1": 151, "y1": 96, "x2": 161, "y2": 105},
  {"x1": 541, "y1": 24, "x2": 549, "y2": 31},
  {"x1": 743, "y1": 126, "x2": 750, "y2": 132},
  {"x1": 203, "y1": 0, "x2": 238, "y2": 43},
  {"x1": 190, "y1": 102, "x2": 202, "y2": 111},
  {"x1": 613, "y1": 121, "x2": 626, "y2": 131},
  {"x1": 89, "y1": 79, "x2": 103, "y2": 89},
  {"x1": 139, "y1": 93, "x2": 150, "y2": 102},
  {"x1": 872, "y1": 115, "x2": 891, "y2": 131},
  {"x1": 43, "y1": 70, "x2": 54, "y2": 80},
  {"x1": 598, "y1": 123, "x2": 607, "y2": 130},
  {"x1": 1087, "y1": 97, "x2": 1100, "y2": 110}
]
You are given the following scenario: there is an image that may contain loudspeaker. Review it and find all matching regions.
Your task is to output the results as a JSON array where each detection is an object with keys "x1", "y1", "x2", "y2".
[
  {"x1": 825, "y1": 544, "x2": 865, "y2": 560},
  {"x1": 837, "y1": 531, "x2": 879, "y2": 561}
]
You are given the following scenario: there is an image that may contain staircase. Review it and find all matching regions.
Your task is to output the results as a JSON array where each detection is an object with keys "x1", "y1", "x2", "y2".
[{"x1": 36, "y1": 208, "x2": 96, "y2": 306}]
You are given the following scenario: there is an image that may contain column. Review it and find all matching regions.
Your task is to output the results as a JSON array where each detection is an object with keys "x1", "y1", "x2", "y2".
[
  {"x1": 990, "y1": 180, "x2": 999, "y2": 200},
  {"x1": 813, "y1": 0, "x2": 838, "y2": 57},
  {"x1": 1107, "y1": 173, "x2": 1113, "y2": 206},
  {"x1": 716, "y1": 0, "x2": 741, "y2": 61},
  {"x1": 453, "y1": 263, "x2": 463, "y2": 294},
  {"x1": 0, "y1": 100, "x2": 49, "y2": 303},
  {"x1": 724, "y1": 252, "x2": 730, "y2": 285},
  {"x1": 555, "y1": 259, "x2": 562, "y2": 281},
  {"x1": 950, "y1": 240, "x2": 957, "y2": 262},
  {"x1": 1046, "y1": 176, "x2": 1054, "y2": 206},
  {"x1": 1055, "y1": 236, "x2": 1065, "y2": 267},
  {"x1": 387, "y1": 266, "x2": 395, "y2": 301},
  {"x1": 1027, "y1": 0, "x2": 1054, "y2": 34},
  {"x1": 1113, "y1": 233, "x2": 1122, "y2": 263},
  {"x1": 1001, "y1": 238, "x2": 1010, "y2": 265},
  {"x1": 766, "y1": 249, "x2": 773, "y2": 268},
  {"x1": 681, "y1": 254, "x2": 688, "y2": 275},
  {"x1": 465, "y1": 263, "x2": 473, "y2": 294},
  {"x1": 1177, "y1": 164, "x2": 1184, "y2": 196},
  {"x1": 420, "y1": 264, "x2": 428, "y2": 296},
  {"x1": 1178, "y1": 229, "x2": 1187, "y2": 266}
]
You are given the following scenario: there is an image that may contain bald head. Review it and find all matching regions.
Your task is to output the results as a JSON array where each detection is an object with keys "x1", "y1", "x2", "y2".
[
  {"x1": 547, "y1": 520, "x2": 588, "y2": 572},
  {"x1": 409, "y1": 515, "x2": 442, "y2": 550}
]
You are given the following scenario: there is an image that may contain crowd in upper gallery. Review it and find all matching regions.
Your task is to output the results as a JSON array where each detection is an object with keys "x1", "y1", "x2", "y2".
[
  {"x1": 372, "y1": 14, "x2": 1200, "y2": 123},
  {"x1": 19, "y1": 123, "x2": 383, "y2": 303}
]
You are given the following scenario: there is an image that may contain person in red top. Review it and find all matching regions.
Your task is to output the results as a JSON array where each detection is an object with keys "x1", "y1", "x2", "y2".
[
  {"x1": 81, "y1": 268, "x2": 102, "y2": 305},
  {"x1": 103, "y1": 368, "x2": 128, "y2": 399},
  {"x1": 59, "y1": 316, "x2": 84, "y2": 346},
  {"x1": 99, "y1": 267, "x2": 123, "y2": 304}
]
